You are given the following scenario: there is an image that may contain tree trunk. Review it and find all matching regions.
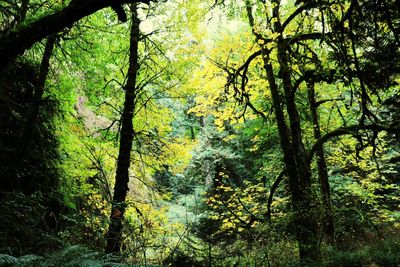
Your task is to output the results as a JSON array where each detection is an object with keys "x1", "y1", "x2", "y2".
[
  {"x1": 275, "y1": 36, "x2": 320, "y2": 266},
  {"x1": 6, "y1": 34, "x2": 57, "y2": 191},
  {"x1": 245, "y1": 0, "x2": 320, "y2": 263},
  {"x1": 13, "y1": 35, "x2": 57, "y2": 166},
  {"x1": 105, "y1": 3, "x2": 140, "y2": 254},
  {"x1": 307, "y1": 82, "x2": 335, "y2": 244},
  {"x1": 16, "y1": 0, "x2": 29, "y2": 26},
  {"x1": 263, "y1": 46, "x2": 319, "y2": 262}
]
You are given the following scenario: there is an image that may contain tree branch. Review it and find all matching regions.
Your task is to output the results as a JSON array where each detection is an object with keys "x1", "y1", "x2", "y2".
[
  {"x1": 281, "y1": 2, "x2": 318, "y2": 32},
  {"x1": 266, "y1": 170, "x2": 285, "y2": 224},
  {"x1": 309, "y1": 124, "x2": 400, "y2": 162},
  {"x1": 315, "y1": 98, "x2": 345, "y2": 107},
  {"x1": 0, "y1": 0, "x2": 151, "y2": 73},
  {"x1": 237, "y1": 50, "x2": 262, "y2": 73},
  {"x1": 286, "y1": 32, "x2": 333, "y2": 45}
]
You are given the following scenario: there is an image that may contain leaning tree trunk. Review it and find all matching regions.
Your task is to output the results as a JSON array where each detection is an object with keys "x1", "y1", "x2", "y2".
[
  {"x1": 105, "y1": 3, "x2": 140, "y2": 254},
  {"x1": 307, "y1": 82, "x2": 335, "y2": 244}
]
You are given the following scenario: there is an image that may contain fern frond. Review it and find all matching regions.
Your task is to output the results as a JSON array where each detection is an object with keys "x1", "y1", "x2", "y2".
[
  {"x1": 0, "y1": 254, "x2": 18, "y2": 266},
  {"x1": 42, "y1": 245, "x2": 91, "y2": 266},
  {"x1": 16, "y1": 254, "x2": 43, "y2": 265}
]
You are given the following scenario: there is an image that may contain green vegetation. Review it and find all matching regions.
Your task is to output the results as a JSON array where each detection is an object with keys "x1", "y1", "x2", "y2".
[{"x1": 0, "y1": 0, "x2": 399, "y2": 266}]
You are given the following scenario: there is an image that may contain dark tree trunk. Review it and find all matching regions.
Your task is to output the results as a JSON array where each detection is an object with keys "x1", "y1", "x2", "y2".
[
  {"x1": 12, "y1": 35, "x2": 57, "y2": 167},
  {"x1": 245, "y1": 0, "x2": 320, "y2": 263},
  {"x1": 274, "y1": 38, "x2": 320, "y2": 265},
  {"x1": 6, "y1": 34, "x2": 57, "y2": 191},
  {"x1": 307, "y1": 82, "x2": 335, "y2": 244},
  {"x1": 19, "y1": 0, "x2": 29, "y2": 23},
  {"x1": 264, "y1": 46, "x2": 319, "y2": 262},
  {"x1": 105, "y1": 3, "x2": 140, "y2": 254},
  {"x1": 0, "y1": 0, "x2": 150, "y2": 75},
  {"x1": 270, "y1": 1, "x2": 320, "y2": 262}
]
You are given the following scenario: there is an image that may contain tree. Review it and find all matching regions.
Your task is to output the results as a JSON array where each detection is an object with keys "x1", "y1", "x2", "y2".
[
  {"x1": 10, "y1": 35, "x2": 58, "y2": 176},
  {"x1": 1, "y1": 0, "x2": 399, "y2": 264},
  {"x1": 306, "y1": 81, "x2": 335, "y2": 244},
  {"x1": 105, "y1": 3, "x2": 141, "y2": 253},
  {"x1": 0, "y1": 34, "x2": 59, "y2": 193},
  {"x1": 242, "y1": 0, "x2": 320, "y2": 261},
  {"x1": 222, "y1": 0, "x2": 400, "y2": 263}
]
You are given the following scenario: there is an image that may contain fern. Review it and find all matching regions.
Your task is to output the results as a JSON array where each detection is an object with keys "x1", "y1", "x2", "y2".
[
  {"x1": 0, "y1": 246, "x2": 159, "y2": 267},
  {"x1": 63, "y1": 250, "x2": 102, "y2": 267},
  {"x1": 0, "y1": 254, "x2": 18, "y2": 266},
  {"x1": 16, "y1": 254, "x2": 43, "y2": 265},
  {"x1": 42, "y1": 245, "x2": 127, "y2": 267},
  {"x1": 41, "y1": 245, "x2": 93, "y2": 266}
]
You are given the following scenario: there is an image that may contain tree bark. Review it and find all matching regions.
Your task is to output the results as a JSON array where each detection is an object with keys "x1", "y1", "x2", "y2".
[
  {"x1": 105, "y1": 3, "x2": 140, "y2": 254},
  {"x1": 307, "y1": 82, "x2": 335, "y2": 244},
  {"x1": 13, "y1": 35, "x2": 57, "y2": 164},
  {"x1": 245, "y1": 0, "x2": 320, "y2": 263},
  {"x1": 7, "y1": 34, "x2": 57, "y2": 191},
  {"x1": 263, "y1": 46, "x2": 319, "y2": 263},
  {"x1": 271, "y1": 1, "x2": 320, "y2": 260},
  {"x1": 0, "y1": 0, "x2": 150, "y2": 75}
]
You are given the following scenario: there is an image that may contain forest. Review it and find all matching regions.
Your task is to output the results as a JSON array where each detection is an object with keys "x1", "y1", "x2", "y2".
[{"x1": 0, "y1": 0, "x2": 399, "y2": 266}]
